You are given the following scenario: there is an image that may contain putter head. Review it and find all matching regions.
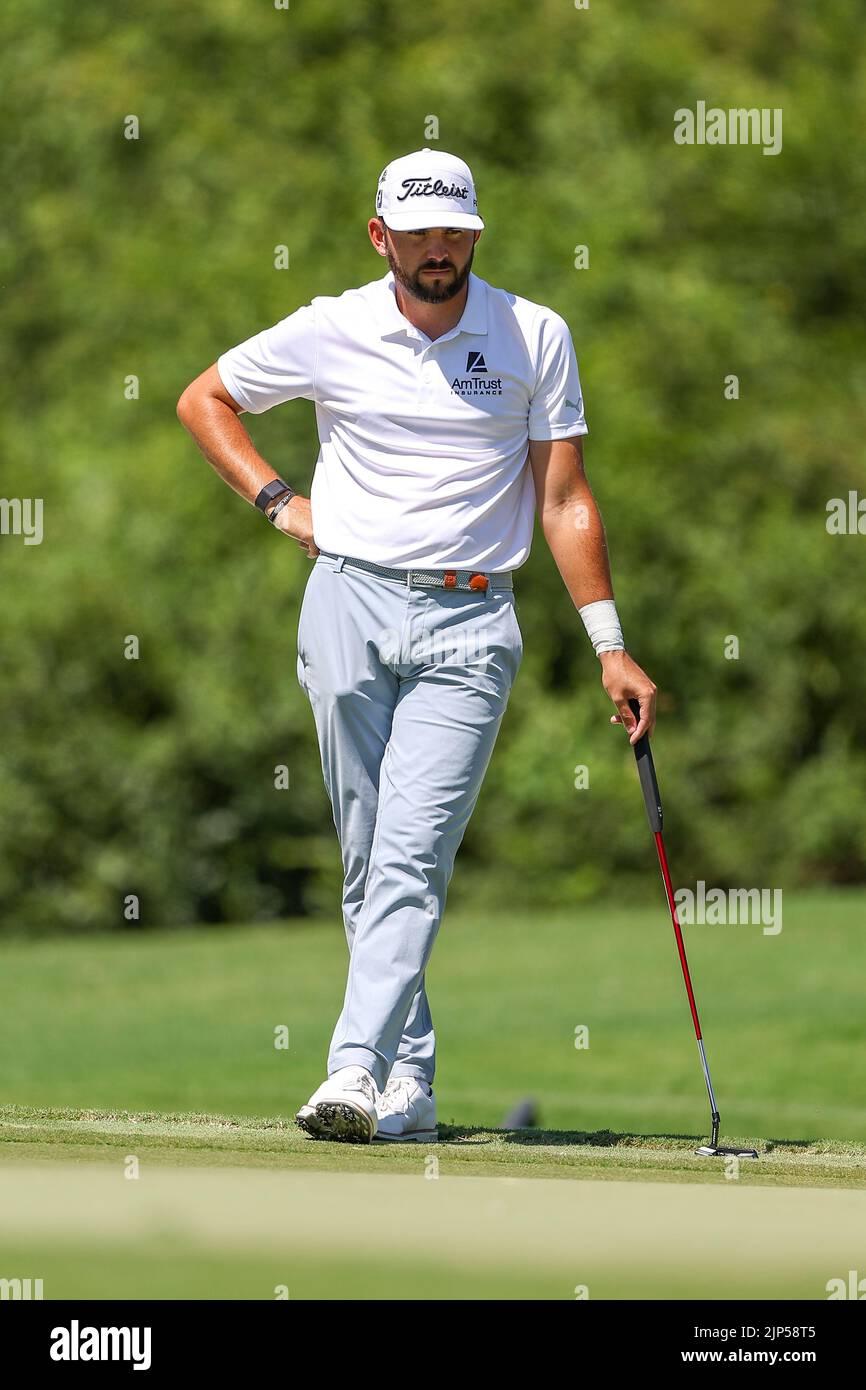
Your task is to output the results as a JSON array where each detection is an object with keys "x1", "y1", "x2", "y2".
[{"x1": 696, "y1": 1144, "x2": 759, "y2": 1158}]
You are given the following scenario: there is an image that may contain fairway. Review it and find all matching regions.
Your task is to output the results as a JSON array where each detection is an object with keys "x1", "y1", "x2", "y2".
[{"x1": 1, "y1": 893, "x2": 864, "y2": 1299}]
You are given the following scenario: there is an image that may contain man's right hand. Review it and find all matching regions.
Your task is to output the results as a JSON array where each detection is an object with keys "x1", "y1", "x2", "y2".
[{"x1": 272, "y1": 495, "x2": 319, "y2": 558}]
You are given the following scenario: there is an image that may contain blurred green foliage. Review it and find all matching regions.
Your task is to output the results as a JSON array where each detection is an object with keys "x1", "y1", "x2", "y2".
[{"x1": 1, "y1": 0, "x2": 864, "y2": 931}]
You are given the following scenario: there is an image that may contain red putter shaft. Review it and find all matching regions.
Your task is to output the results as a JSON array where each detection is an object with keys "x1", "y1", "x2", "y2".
[
  {"x1": 626, "y1": 699, "x2": 757, "y2": 1158},
  {"x1": 653, "y1": 829, "x2": 702, "y2": 1039}
]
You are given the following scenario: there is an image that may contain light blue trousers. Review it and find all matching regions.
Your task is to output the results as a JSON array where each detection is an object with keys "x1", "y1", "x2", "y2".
[{"x1": 296, "y1": 551, "x2": 523, "y2": 1093}]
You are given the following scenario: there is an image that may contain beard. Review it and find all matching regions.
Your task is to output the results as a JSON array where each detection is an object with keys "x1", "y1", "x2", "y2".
[{"x1": 384, "y1": 233, "x2": 475, "y2": 304}]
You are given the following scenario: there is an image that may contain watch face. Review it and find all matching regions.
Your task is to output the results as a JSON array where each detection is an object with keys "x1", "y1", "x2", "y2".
[{"x1": 257, "y1": 479, "x2": 290, "y2": 510}]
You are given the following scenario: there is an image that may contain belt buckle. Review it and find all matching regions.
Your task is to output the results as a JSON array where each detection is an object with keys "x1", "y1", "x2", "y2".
[
  {"x1": 406, "y1": 567, "x2": 490, "y2": 592},
  {"x1": 445, "y1": 569, "x2": 489, "y2": 592}
]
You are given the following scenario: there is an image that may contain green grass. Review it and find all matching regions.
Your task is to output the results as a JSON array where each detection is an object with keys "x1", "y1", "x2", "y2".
[
  {"x1": 2, "y1": 1105, "x2": 866, "y2": 1188},
  {"x1": 0, "y1": 1243, "x2": 577, "y2": 1301},
  {"x1": 0, "y1": 892, "x2": 864, "y2": 1299},
  {"x1": 2, "y1": 1138, "x2": 864, "y2": 1300},
  {"x1": 0, "y1": 889, "x2": 864, "y2": 1141}
]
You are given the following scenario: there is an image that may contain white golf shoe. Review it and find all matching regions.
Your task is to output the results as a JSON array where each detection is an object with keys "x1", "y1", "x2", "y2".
[
  {"x1": 295, "y1": 1065, "x2": 379, "y2": 1143},
  {"x1": 374, "y1": 1076, "x2": 438, "y2": 1143}
]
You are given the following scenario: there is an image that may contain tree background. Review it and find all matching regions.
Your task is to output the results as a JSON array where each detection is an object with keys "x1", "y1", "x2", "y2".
[{"x1": 1, "y1": 0, "x2": 863, "y2": 932}]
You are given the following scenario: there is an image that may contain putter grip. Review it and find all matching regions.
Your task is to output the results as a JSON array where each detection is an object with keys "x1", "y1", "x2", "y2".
[{"x1": 629, "y1": 698, "x2": 663, "y2": 833}]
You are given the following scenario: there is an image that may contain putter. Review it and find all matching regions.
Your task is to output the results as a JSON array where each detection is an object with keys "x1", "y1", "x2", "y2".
[{"x1": 627, "y1": 699, "x2": 758, "y2": 1160}]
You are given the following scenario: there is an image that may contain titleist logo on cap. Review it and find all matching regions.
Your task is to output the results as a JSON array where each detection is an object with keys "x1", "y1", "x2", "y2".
[{"x1": 397, "y1": 177, "x2": 469, "y2": 202}]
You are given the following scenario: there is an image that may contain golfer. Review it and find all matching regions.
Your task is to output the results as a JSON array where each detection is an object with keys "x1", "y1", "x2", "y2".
[{"x1": 178, "y1": 148, "x2": 657, "y2": 1144}]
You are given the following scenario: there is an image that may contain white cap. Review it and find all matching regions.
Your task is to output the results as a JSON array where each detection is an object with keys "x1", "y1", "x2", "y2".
[{"x1": 375, "y1": 148, "x2": 484, "y2": 231}]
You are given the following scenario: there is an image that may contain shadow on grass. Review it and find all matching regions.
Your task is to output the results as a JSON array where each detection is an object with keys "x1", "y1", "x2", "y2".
[
  {"x1": 436, "y1": 1126, "x2": 846, "y2": 1156},
  {"x1": 435, "y1": 1124, "x2": 710, "y2": 1148}
]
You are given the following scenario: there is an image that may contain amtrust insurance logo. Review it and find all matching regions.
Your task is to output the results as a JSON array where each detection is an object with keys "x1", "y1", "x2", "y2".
[
  {"x1": 50, "y1": 1321, "x2": 152, "y2": 1371},
  {"x1": 451, "y1": 350, "x2": 502, "y2": 397}
]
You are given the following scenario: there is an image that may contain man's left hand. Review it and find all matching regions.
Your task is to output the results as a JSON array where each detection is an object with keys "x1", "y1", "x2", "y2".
[{"x1": 599, "y1": 651, "x2": 657, "y2": 744}]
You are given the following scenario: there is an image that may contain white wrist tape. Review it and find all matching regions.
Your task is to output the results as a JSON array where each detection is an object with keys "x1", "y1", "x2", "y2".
[{"x1": 578, "y1": 599, "x2": 625, "y2": 656}]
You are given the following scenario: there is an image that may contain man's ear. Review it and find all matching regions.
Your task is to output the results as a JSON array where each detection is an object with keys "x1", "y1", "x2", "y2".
[{"x1": 368, "y1": 216, "x2": 388, "y2": 256}]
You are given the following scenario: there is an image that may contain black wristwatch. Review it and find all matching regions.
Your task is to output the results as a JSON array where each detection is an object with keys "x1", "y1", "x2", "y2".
[{"x1": 254, "y1": 478, "x2": 294, "y2": 514}]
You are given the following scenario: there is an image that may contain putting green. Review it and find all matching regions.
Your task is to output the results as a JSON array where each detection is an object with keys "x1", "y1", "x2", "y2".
[
  {"x1": 1, "y1": 1155, "x2": 862, "y2": 1300},
  {"x1": 2, "y1": 1106, "x2": 865, "y2": 1187}
]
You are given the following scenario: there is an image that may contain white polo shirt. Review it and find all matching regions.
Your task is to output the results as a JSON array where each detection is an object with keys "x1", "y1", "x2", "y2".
[{"x1": 217, "y1": 269, "x2": 588, "y2": 571}]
